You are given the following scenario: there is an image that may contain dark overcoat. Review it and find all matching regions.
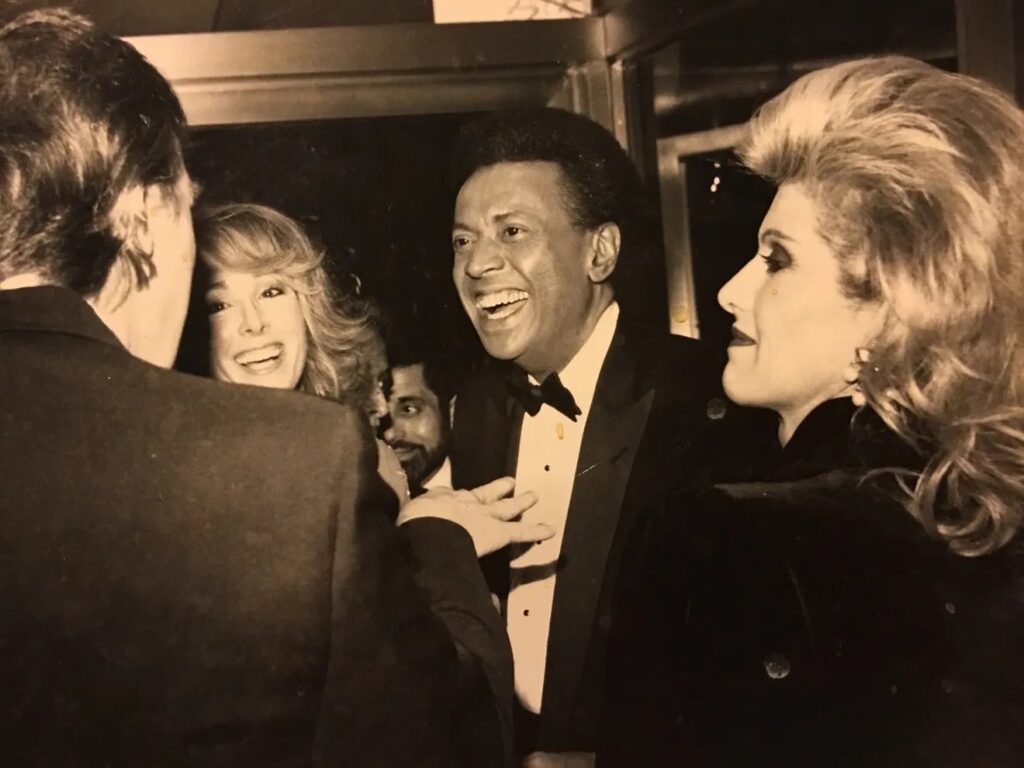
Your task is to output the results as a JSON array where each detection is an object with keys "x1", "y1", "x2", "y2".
[
  {"x1": 601, "y1": 398, "x2": 1024, "y2": 766},
  {"x1": 0, "y1": 286, "x2": 513, "y2": 767}
]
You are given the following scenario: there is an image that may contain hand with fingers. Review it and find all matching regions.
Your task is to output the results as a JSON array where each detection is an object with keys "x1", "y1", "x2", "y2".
[{"x1": 397, "y1": 477, "x2": 553, "y2": 557}]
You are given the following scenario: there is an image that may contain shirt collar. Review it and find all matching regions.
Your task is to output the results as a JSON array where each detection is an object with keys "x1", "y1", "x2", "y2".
[
  {"x1": 546, "y1": 301, "x2": 619, "y2": 418},
  {"x1": 422, "y1": 456, "x2": 453, "y2": 490}
]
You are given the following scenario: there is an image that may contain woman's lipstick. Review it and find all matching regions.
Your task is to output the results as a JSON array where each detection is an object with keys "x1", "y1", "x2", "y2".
[{"x1": 730, "y1": 326, "x2": 756, "y2": 346}]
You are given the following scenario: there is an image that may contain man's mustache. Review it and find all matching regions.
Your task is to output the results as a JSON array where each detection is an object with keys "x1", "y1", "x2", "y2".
[{"x1": 389, "y1": 440, "x2": 425, "y2": 455}]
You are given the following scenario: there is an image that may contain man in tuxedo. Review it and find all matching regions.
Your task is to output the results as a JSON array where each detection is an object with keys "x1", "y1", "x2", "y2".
[
  {"x1": 449, "y1": 108, "x2": 742, "y2": 763},
  {"x1": 0, "y1": 10, "x2": 549, "y2": 766}
]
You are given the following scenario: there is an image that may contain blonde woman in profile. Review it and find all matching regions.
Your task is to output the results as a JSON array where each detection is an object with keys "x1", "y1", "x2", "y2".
[
  {"x1": 194, "y1": 203, "x2": 408, "y2": 501},
  {"x1": 602, "y1": 57, "x2": 1024, "y2": 766}
]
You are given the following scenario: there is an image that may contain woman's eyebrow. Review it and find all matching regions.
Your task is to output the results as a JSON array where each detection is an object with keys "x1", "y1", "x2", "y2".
[{"x1": 759, "y1": 227, "x2": 795, "y2": 243}]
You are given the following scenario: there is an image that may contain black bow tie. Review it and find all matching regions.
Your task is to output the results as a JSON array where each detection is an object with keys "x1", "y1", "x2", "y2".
[{"x1": 507, "y1": 368, "x2": 581, "y2": 421}]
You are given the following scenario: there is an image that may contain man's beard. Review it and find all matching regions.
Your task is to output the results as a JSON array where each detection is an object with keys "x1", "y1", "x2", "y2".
[{"x1": 390, "y1": 441, "x2": 443, "y2": 489}]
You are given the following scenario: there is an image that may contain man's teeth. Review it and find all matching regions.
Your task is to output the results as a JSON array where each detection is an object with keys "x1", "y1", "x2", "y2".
[{"x1": 476, "y1": 290, "x2": 528, "y2": 311}]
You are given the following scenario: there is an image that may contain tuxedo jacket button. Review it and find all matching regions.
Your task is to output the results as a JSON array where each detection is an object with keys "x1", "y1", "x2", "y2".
[
  {"x1": 763, "y1": 653, "x2": 791, "y2": 680},
  {"x1": 706, "y1": 398, "x2": 727, "y2": 420}
]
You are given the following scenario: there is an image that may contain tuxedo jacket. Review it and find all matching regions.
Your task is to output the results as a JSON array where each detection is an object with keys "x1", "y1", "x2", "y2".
[
  {"x1": 0, "y1": 286, "x2": 512, "y2": 767},
  {"x1": 450, "y1": 319, "x2": 762, "y2": 753}
]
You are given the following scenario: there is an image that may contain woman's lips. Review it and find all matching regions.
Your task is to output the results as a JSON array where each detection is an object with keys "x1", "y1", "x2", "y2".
[
  {"x1": 235, "y1": 343, "x2": 284, "y2": 372},
  {"x1": 730, "y1": 327, "x2": 756, "y2": 346}
]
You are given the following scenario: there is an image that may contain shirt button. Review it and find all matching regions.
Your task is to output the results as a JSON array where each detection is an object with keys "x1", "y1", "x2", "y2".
[
  {"x1": 544, "y1": 465, "x2": 551, "y2": 472},
  {"x1": 523, "y1": 609, "x2": 530, "y2": 617},
  {"x1": 706, "y1": 398, "x2": 727, "y2": 420},
  {"x1": 763, "y1": 653, "x2": 791, "y2": 680}
]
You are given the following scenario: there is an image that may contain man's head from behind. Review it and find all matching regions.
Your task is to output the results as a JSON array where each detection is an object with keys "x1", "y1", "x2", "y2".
[
  {"x1": 0, "y1": 9, "x2": 194, "y2": 367},
  {"x1": 381, "y1": 329, "x2": 454, "y2": 490},
  {"x1": 450, "y1": 108, "x2": 642, "y2": 379}
]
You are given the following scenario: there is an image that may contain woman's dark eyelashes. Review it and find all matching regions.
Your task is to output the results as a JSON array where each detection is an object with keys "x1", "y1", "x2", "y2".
[
  {"x1": 760, "y1": 244, "x2": 791, "y2": 273},
  {"x1": 206, "y1": 300, "x2": 226, "y2": 315}
]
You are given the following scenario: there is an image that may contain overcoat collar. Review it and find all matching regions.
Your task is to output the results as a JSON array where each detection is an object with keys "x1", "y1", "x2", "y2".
[{"x1": 0, "y1": 286, "x2": 122, "y2": 349}]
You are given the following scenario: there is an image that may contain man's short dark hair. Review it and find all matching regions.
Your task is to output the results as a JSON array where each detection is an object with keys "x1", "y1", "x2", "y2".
[
  {"x1": 386, "y1": 325, "x2": 457, "y2": 411},
  {"x1": 0, "y1": 9, "x2": 187, "y2": 295},
  {"x1": 451, "y1": 108, "x2": 644, "y2": 259}
]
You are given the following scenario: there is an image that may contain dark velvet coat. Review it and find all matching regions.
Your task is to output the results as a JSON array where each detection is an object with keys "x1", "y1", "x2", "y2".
[
  {"x1": 0, "y1": 286, "x2": 513, "y2": 767},
  {"x1": 450, "y1": 320, "x2": 769, "y2": 754},
  {"x1": 601, "y1": 398, "x2": 1024, "y2": 766}
]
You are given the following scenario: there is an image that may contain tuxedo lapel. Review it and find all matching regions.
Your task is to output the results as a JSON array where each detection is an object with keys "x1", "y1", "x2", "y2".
[
  {"x1": 539, "y1": 330, "x2": 655, "y2": 742},
  {"x1": 451, "y1": 370, "x2": 524, "y2": 602},
  {"x1": 451, "y1": 371, "x2": 522, "y2": 490}
]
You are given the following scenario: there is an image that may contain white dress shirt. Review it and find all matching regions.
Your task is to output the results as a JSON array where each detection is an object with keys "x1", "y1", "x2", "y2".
[
  {"x1": 421, "y1": 456, "x2": 452, "y2": 490},
  {"x1": 508, "y1": 301, "x2": 620, "y2": 714}
]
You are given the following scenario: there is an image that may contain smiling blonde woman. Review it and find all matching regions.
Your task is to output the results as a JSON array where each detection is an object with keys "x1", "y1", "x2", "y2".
[
  {"x1": 194, "y1": 202, "x2": 408, "y2": 501},
  {"x1": 196, "y1": 204, "x2": 373, "y2": 399}
]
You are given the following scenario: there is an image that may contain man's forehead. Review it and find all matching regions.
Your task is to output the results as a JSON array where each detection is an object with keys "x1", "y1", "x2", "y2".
[
  {"x1": 390, "y1": 363, "x2": 435, "y2": 397},
  {"x1": 459, "y1": 161, "x2": 565, "y2": 200},
  {"x1": 454, "y1": 161, "x2": 571, "y2": 225}
]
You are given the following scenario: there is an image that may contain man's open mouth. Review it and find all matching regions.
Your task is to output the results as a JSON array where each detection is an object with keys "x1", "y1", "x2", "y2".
[
  {"x1": 392, "y1": 444, "x2": 423, "y2": 461},
  {"x1": 475, "y1": 289, "x2": 529, "y2": 320}
]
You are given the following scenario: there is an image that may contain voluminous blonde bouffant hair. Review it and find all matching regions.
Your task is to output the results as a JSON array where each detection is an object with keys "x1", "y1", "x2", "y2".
[
  {"x1": 739, "y1": 56, "x2": 1024, "y2": 556},
  {"x1": 195, "y1": 203, "x2": 376, "y2": 405}
]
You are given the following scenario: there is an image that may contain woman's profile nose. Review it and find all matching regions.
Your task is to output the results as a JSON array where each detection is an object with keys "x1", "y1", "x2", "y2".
[
  {"x1": 717, "y1": 273, "x2": 739, "y2": 314},
  {"x1": 718, "y1": 258, "x2": 757, "y2": 315}
]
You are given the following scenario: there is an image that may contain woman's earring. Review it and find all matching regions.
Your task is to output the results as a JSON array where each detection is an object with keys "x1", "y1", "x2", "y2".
[{"x1": 843, "y1": 347, "x2": 871, "y2": 407}]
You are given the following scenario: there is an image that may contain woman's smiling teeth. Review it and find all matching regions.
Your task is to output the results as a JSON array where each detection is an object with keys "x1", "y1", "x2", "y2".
[
  {"x1": 475, "y1": 289, "x2": 529, "y2": 319},
  {"x1": 235, "y1": 343, "x2": 284, "y2": 373}
]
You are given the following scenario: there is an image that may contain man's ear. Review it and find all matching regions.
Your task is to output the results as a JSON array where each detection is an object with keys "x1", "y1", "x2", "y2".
[
  {"x1": 587, "y1": 222, "x2": 620, "y2": 284},
  {"x1": 104, "y1": 183, "x2": 168, "y2": 294},
  {"x1": 108, "y1": 184, "x2": 153, "y2": 259},
  {"x1": 88, "y1": 185, "x2": 151, "y2": 310}
]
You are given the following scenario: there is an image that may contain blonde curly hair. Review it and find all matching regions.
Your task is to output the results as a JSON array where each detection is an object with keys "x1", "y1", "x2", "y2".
[
  {"x1": 739, "y1": 56, "x2": 1024, "y2": 555},
  {"x1": 195, "y1": 203, "x2": 377, "y2": 406}
]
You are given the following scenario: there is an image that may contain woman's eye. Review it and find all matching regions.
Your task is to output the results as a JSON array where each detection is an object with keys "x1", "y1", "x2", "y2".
[
  {"x1": 503, "y1": 226, "x2": 524, "y2": 239},
  {"x1": 400, "y1": 404, "x2": 421, "y2": 417},
  {"x1": 206, "y1": 301, "x2": 227, "y2": 315},
  {"x1": 760, "y1": 245, "x2": 791, "y2": 274},
  {"x1": 452, "y1": 235, "x2": 471, "y2": 251},
  {"x1": 261, "y1": 286, "x2": 285, "y2": 299}
]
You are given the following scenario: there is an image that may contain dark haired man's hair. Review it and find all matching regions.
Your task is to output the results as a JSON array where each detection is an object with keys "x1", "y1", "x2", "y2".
[
  {"x1": 0, "y1": 9, "x2": 187, "y2": 295},
  {"x1": 450, "y1": 108, "x2": 645, "y2": 263},
  {"x1": 386, "y1": 326, "x2": 458, "y2": 411}
]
